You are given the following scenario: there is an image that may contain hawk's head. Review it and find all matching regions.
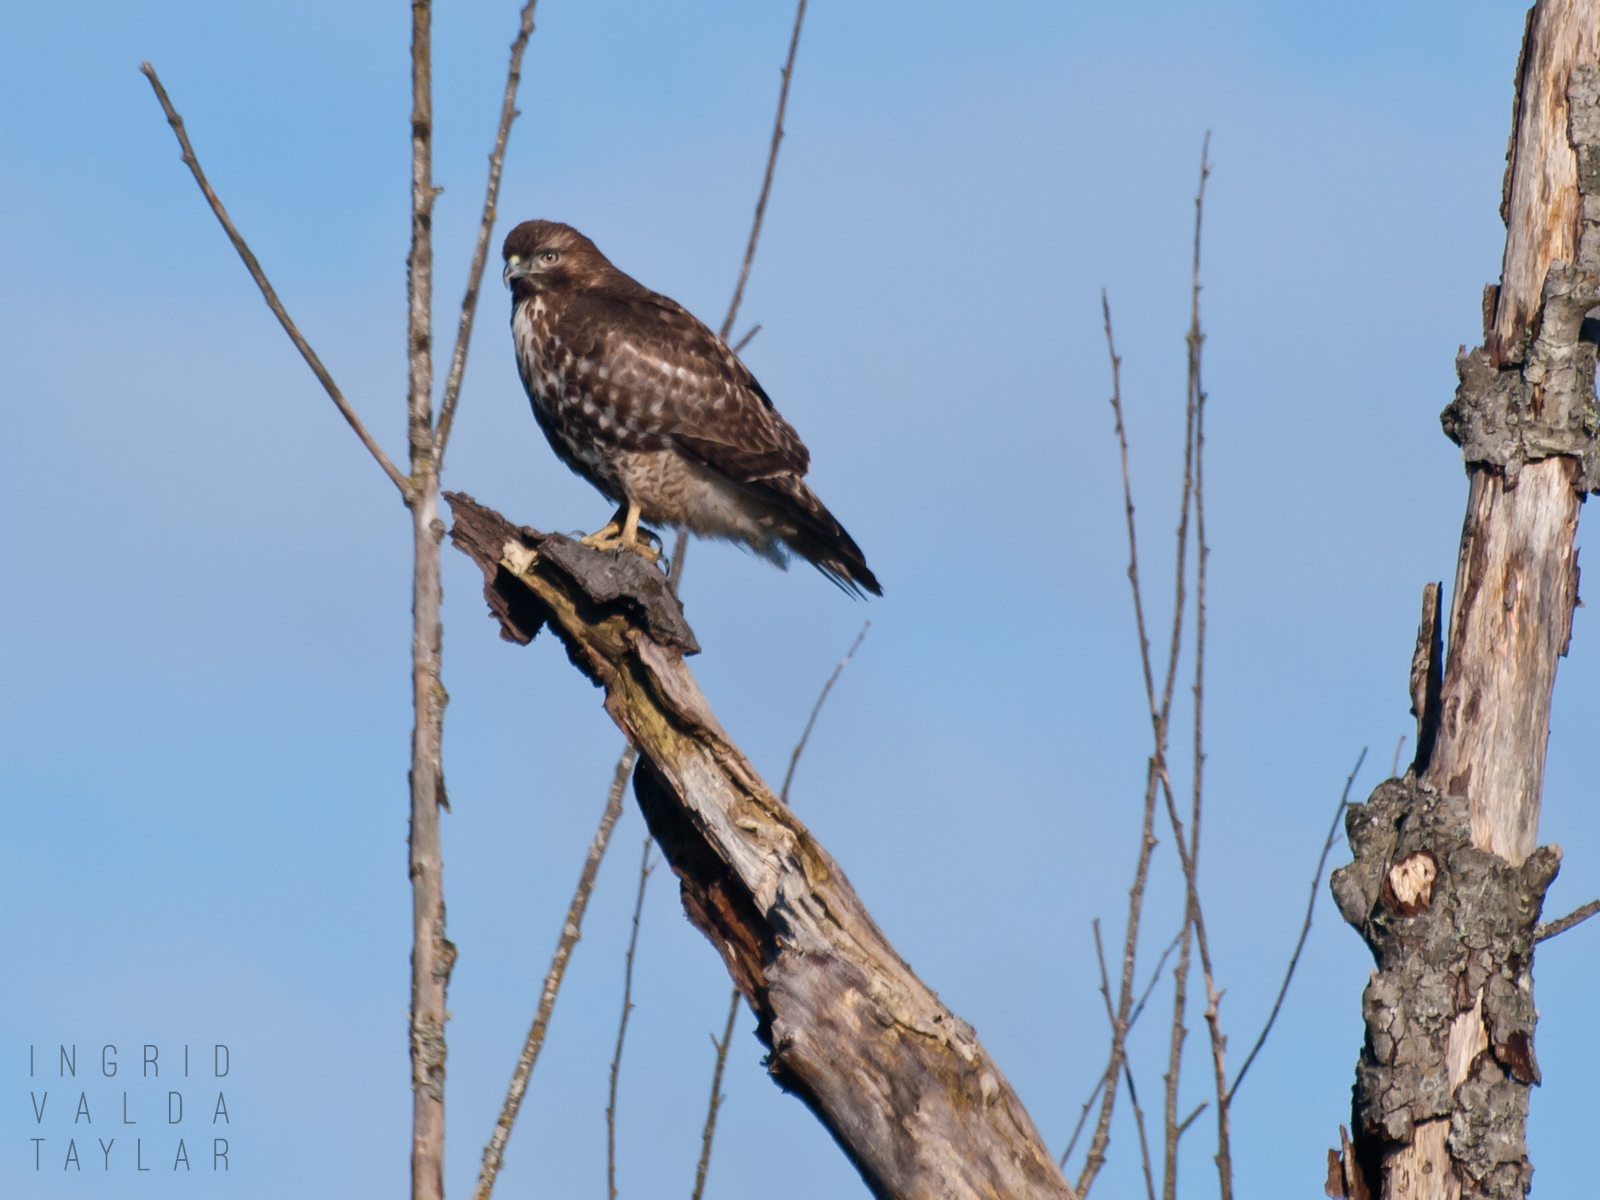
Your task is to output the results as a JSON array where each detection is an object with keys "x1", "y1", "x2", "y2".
[{"x1": 502, "y1": 221, "x2": 612, "y2": 293}]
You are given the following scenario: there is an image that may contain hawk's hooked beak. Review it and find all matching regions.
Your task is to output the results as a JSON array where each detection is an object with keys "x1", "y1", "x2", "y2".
[{"x1": 503, "y1": 255, "x2": 533, "y2": 287}]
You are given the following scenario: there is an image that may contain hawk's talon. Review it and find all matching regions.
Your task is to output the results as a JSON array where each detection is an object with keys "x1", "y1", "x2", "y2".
[
  {"x1": 578, "y1": 520, "x2": 623, "y2": 552},
  {"x1": 579, "y1": 503, "x2": 660, "y2": 562}
]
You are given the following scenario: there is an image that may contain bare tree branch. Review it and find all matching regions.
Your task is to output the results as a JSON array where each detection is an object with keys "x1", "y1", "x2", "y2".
[
  {"x1": 1161, "y1": 908, "x2": 1193, "y2": 1200},
  {"x1": 1131, "y1": 926, "x2": 1187, "y2": 1031},
  {"x1": 691, "y1": 618, "x2": 870, "y2": 1190},
  {"x1": 667, "y1": 529, "x2": 690, "y2": 595},
  {"x1": 1176, "y1": 1101, "x2": 1207, "y2": 1137},
  {"x1": 1090, "y1": 923, "x2": 1156, "y2": 1200},
  {"x1": 663, "y1": 2, "x2": 808, "y2": 584},
  {"x1": 1226, "y1": 747, "x2": 1366, "y2": 1106},
  {"x1": 719, "y1": 0, "x2": 807, "y2": 342},
  {"x1": 1103, "y1": 291, "x2": 1157, "y2": 713},
  {"x1": 1150, "y1": 134, "x2": 1236, "y2": 1200},
  {"x1": 474, "y1": 746, "x2": 635, "y2": 1200},
  {"x1": 1077, "y1": 285, "x2": 1189, "y2": 1200},
  {"x1": 780, "y1": 622, "x2": 870, "y2": 802},
  {"x1": 690, "y1": 989, "x2": 741, "y2": 1200},
  {"x1": 433, "y1": 0, "x2": 541, "y2": 463},
  {"x1": 1059, "y1": 1073, "x2": 1109, "y2": 1172},
  {"x1": 1188, "y1": 133, "x2": 1228, "y2": 1200},
  {"x1": 148, "y1": 6, "x2": 549, "y2": 1197},
  {"x1": 403, "y1": 6, "x2": 453, "y2": 1197},
  {"x1": 1534, "y1": 898, "x2": 1600, "y2": 942},
  {"x1": 664, "y1": 26, "x2": 816, "y2": 1186},
  {"x1": 1124, "y1": 1063, "x2": 1159, "y2": 1200},
  {"x1": 607, "y1": 836, "x2": 655, "y2": 1200},
  {"x1": 138, "y1": 63, "x2": 411, "y2": 499},
  {"x1": 1061, "y1": 924, "x2": 1183, "y2": 1171},
  {"x1": 1164, "y1": 224, "x2": 1213, "y2": 1191}
]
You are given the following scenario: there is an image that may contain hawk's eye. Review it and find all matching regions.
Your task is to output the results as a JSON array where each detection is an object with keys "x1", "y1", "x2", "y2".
[{"x1": 539, "y1": 249, "x2": 560, "y2": 264}]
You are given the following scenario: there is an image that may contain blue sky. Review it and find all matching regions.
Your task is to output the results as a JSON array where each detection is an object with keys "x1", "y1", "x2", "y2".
[{"x1": 4, "y1": 1, "x2": 1598, "y2": 1197}]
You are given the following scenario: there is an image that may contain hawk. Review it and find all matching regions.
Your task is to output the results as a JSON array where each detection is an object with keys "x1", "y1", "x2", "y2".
[{"x1": 502, "y1": 220, "x2": 881, "y2": 597}]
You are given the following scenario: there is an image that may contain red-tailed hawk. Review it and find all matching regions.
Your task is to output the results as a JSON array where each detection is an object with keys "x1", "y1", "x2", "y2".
[{"x1": 502, "y1": 220, "x2": 881, "y2": 597}]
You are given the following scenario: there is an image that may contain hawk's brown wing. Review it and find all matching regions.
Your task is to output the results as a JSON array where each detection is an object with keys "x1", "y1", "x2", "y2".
[
  {"x1": 554, "y1": 282, "x2": 880, "y2": 596},
  {"x1": 556, "y1": 286, "x2": 810, "y2": 482}
]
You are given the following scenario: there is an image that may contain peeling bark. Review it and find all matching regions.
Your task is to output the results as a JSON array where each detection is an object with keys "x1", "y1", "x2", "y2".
[{"x1": 445, "y1": 493, "x2": 1075, "y2": 1200}]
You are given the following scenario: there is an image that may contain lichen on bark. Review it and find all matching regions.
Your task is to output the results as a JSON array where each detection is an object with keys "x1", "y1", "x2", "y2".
[{"x1": 1331, "y1": 776, "x2": 1559, "y2": 1198}]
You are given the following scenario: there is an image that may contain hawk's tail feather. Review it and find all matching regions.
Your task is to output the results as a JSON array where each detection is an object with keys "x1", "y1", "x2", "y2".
[{"x1": 761, "y1": 476, "x2": 882, "y2": 598}]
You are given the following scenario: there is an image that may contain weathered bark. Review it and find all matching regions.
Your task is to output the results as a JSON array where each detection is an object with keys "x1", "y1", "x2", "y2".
[
  {"x1": 1331, "y1": 776, "x2": 1558, "y2": 1200},
  {"x1": 1328, "y1": 8, "x2": 1599, "y2": 1198},
  {"x1": 445, "y1": 492, "x2": 1076, "y2": 1200}
]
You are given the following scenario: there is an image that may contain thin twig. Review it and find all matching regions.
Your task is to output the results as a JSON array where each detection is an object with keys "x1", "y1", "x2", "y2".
[
  {"x1": 1389, "y1": 734, "x2": 1407, "y2": 779},
  {"x1": 1062, "y1": 924, "x2": 1183, "y2": 1171},
  {"x1": 1092, "y1": 919, "x2": 1117, "y2": 1026},
  {"x1": 1226, "y1": 747, "x2": 1366, "y2": 1107},
  {"x1": 1131, "y1": 926, "x2": 1187, "y2": 1031},
  {"x1": 693, "y1": 617, "x2": 864, "y2": 1187},
  {"x1": 1091, "y1": 921, "x2": 1156, "y2": 1200},
  {"x1": 474, "y1": 746, "x2": 634, "y2": 1200},
  {"x1": 719, "y1": 0, "x2": 807, "y2": 341},
  {"x1": 1534, "y1": 898, "x2": 1600, "y2": 942},
  {"x1": 607, "y1": 836, "x2": 654, "y2": 1200},
  {"x1": 1078, "y1": 287, "x2": 1188, "y2": 1200},
  {"x1": 1164, "y1": 133, "x2": 1214, "y2": 1200},
  {"x1": 1176, "y1": 1101, "x2": 1208, "y2": 1136},
  {"x1": 780, "y1": 621, "x2": 870, "y2": 802},
  {"x1": 138, "y1": 63, "x2": 410, "y2": 499},
  {"x1": 434, "y1": 7, "x2": 546, "y2": 1196},
  {"x1": 1104, "y1": 291, "x2": 1157, "y2": 715},
  {"x1": 1154, "y1": 133, "x2": 1234, "y2": 1200},
  {"x1": 667, "y1": 1, "x2": 807, "y2": 584},
  {"x1": 668, "y1": 529, "x2": 690, "y2": 595},
  {"x1": 1125, "y1": 1062, "x2": 1159, "y2": 1200},
  {"x1": 690, "y1": 989, "x2": 742, "y2": 1200},
  {"x1": 1059, "y1": 1072, "x2": 1109, "y2": 1170},
  {"x1": 1161, "y1": 911, "x2": 1193, "y2": 1200},
  {"x1": 1156, "y1": 776, "x2": 1232, "y2": 1184},
  {"x1": 433, "y1": 0, "x2": 541, "y2": 463},
  {"x1": 674, "y1": 15, "x2": 811, "y2": 1189}
]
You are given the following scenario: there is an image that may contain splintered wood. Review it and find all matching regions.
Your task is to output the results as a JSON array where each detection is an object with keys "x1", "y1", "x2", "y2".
[
  {"x1": 1489, "y1": 0, "x2": 1600, "y2": 361},
  {"x1": 1424, "y1": 460, "x2": 1581, "y2": 865},
  {"x1": 1383, "y1": 852, "x2": 1438, "y2": 916}
]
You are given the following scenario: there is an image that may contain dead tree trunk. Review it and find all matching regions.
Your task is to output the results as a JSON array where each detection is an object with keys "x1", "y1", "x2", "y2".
[
  {"x1": 444, "y1": 492, "x2": 1076, "y2": 1200},
  {"x1": 1328, "y1": 6, "x2": 1599, "y2": 1198}
]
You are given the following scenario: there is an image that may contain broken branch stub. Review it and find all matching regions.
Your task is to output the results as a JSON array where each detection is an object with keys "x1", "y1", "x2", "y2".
[{"x1": 444, "y1": 492, "x2": 1074, "y2": 1200}]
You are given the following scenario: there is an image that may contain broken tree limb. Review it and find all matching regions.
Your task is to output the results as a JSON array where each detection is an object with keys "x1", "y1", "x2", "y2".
[
  {"x1": 444, "y1": 492, "x2": 1075, "y2": 1200},
  {"x1": 1330, "y1": 10, "x2": 1600, "y2": 1199}
]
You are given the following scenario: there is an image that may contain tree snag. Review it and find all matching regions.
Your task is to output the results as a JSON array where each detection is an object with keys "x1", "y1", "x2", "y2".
[
  {"x1": 444, "y1": 492, "x2": 1075, "y2": 1200},
  {"x1": 1328, "y1": 6, "x2": 1599, "y2": 1197}
]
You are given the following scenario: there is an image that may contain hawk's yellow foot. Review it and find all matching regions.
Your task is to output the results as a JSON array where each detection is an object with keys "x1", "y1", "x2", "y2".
[{"x1": 580, "y1": 503, "x2": 661, "y2": 563}]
